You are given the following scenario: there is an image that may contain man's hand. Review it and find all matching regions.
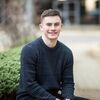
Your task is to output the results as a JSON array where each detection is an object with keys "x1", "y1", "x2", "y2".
[{"x1": 56, "y1": 98, "x2": 60, "y2": 100}]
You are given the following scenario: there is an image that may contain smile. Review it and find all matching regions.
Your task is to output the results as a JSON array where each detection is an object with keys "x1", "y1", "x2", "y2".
[{"x1": 48, "y1": 32, "x2": 57, "y2": 34}]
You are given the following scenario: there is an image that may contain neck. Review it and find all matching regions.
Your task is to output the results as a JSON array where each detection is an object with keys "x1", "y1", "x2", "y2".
[{"x1": 42, "y1": 35, "x2": 57, "y2": 48}]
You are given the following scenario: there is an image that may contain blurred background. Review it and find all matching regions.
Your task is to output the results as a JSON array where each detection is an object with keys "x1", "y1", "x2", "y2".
[
  {"x1": 0, "y1": 0, "x2": 100, "y2": 50},
  {"x1": 0, "y1": 0, "x2": 100, "y2": 100}
]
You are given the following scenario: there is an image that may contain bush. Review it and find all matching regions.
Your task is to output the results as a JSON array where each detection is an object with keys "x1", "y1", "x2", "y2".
[{"x1": 0, "y1": 47, "x2": 21, "y2": 98}]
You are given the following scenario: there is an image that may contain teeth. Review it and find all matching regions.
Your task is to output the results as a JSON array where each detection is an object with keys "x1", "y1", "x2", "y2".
[
  {"x1": 49, "y1": 32, "x2": 56, "y2": 34},
  {"x1": 48, "y1": 32, "x2": 57, "y2": 34}
]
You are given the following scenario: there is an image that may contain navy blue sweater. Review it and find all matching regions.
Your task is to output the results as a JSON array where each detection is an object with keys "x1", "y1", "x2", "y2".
[{"x1": 16, "y1": 37, "x2": 74, "y2": 100}]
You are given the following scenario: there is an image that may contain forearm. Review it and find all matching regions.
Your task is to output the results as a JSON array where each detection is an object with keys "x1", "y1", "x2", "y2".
[
  {"x1": 19, "y1": 66, "x2": 56, "y2": 100},
  {"x1": 62, "y1": 65, "x2": 74, "y2": 99},
  {"x1": 61, "y1": 84, "x2": 74, "y2": 100},
  {"x1": 24, "y1": 81, "x2": 55, "y2": 99},
  {"x1": 62, "y1": 70, "x2": 74, "y2": 99}
]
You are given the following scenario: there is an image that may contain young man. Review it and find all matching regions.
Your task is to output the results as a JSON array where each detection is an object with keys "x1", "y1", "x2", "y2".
[{"x1": 16, "y1": 9, "x2": 88, "y2": 100}]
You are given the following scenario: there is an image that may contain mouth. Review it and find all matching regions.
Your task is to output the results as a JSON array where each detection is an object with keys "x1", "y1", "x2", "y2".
[{"x1": 48, "y1": 32, "x2": 57, "y2": 35}]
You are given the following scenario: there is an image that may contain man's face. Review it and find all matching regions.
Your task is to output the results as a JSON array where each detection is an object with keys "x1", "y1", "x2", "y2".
[{"x1": 40, "y1": 16, "x2": 62, "y2": 40}]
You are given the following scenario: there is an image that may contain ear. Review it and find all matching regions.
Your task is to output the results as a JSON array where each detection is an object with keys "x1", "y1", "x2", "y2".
[{"x1": 39, "y1": 23, "x2": 43, "y2": 31}]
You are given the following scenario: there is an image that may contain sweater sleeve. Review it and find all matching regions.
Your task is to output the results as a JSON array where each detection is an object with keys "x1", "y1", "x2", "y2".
[
  {"x1": 17, "y1": 45, "x2": 56, "y2": 100},
  {"x1": 61, "y1": 50, "x2": 75, "y2": 100}
]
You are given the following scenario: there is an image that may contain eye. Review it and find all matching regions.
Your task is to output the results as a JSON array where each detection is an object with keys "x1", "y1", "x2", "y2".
[
  {"x1": 46, "y1": 23, "x2": 52, "y2": 26},
  {"x1": 54, "y1": 23, "x2": 60, "y2": 26}
]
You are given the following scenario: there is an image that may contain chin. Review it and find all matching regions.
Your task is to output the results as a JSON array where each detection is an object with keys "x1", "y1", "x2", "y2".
[
  {"x1": 49, "y1": 37, "x2": 58, "y2": 40},
  {"x1": 48, "y1": 35, "x2": 59, "y2": 40}
]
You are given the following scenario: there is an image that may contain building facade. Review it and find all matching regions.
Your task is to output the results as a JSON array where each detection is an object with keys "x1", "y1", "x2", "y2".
[
  {"x1": 0, "y1": 0, "x2": 100, "y2": 25},
  {"x1": 52, "y1": 0, "x2": 100, "y2": 25}
]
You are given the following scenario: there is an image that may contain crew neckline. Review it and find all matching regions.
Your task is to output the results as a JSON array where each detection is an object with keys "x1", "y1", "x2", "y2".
[{"x1": 39, "y1": 37, "x2": 59, "y2": 51}]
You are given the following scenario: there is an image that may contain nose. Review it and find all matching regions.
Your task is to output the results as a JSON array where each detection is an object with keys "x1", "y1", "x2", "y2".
[{"x1": 51, "y1": 25, "x2": 55, "y2": 30}]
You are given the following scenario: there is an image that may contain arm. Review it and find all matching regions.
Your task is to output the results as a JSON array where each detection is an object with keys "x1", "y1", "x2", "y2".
[
  {"x1": 18, "y1": 45, "x2": 56, "y2": 100},
  {"x1": 61, "y1": 50, "x2": 74, "y2": 100}
]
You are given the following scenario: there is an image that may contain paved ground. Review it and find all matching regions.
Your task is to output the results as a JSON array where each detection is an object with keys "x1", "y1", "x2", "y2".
[
  {"x1": 59, "y1": 28, "x2": 100, "y2": 100},
  {"x1": 37, "y1": 26, "x2": 100, "y2": 100}
]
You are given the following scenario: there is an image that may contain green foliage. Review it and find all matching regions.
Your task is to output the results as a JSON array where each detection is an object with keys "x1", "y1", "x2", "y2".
[
  {"x1": 14, "y1": 35, "x2": 36, "y2": 47},
  {"x1": 0, "y1": 47, "x2": 21, "y2": 97}
]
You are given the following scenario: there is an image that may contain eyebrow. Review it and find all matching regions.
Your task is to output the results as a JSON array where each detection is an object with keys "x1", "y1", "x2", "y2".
[{"x1": 46, "y1": 22, "x2": 60, "y2": 25}]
